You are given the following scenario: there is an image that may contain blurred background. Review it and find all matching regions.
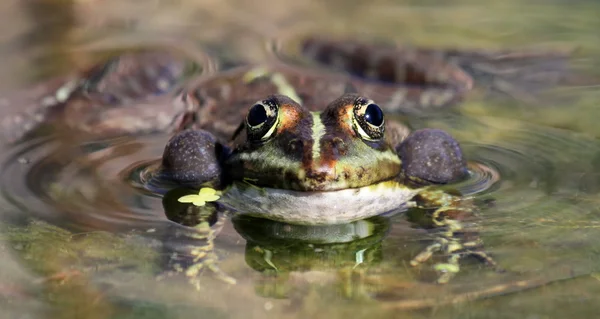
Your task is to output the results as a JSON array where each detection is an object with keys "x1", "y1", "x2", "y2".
[{"x1": 1, "y1": 1, "x2": 600, "y2": 318}]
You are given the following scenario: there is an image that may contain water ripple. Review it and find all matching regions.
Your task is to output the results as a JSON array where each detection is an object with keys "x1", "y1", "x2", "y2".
[
  {"x1": 1, "y1": 134, "x2": 170, "y2": 232},
  {"x1": 2, "y1": 115, "x2": 599, "y2": 253}
]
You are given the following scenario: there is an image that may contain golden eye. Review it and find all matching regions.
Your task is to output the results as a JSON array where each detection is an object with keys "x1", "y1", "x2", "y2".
[
  {"x1": 352, "y1": 97, "x2": 385, "y2": 141},
  {"x1": 245, "y1": 96, "x2": 280, "y2": 142}
]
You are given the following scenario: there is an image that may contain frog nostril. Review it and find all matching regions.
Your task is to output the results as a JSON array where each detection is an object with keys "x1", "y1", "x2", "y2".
[
  {"x1": 287, "y1": 139, "x2": 305, "y2": 153},
  {"x1": 331, "y1": 137, "x2": 348, "y2": 156}
]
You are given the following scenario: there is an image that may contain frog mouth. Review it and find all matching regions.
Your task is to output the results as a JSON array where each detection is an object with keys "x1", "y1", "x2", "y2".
[{"x1": 219, "y1": 180, "x2": 420, "y2": 225}]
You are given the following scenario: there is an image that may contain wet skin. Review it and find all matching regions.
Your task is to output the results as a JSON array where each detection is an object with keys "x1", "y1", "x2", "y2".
[
  {"x1": 160, "y1": 93, "x2": 467, "y2": 226},
  {"x1": 159, "y1": 90, "x2": 494, "y2": 284}
]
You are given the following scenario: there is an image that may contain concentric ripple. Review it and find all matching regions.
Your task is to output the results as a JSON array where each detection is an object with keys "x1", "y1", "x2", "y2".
[
  {"x1": 0, "y1": 134, "x2": 500, "y2": 234},
  {"x1": 2, "y1": 113, "x2": 599, "y2": 243},
  {"x1": 3, "y1": 112, "x2": 600, "y2": 306},
  {"x1": 0, "y1": 134, "x2": 172, "y2": 232}
]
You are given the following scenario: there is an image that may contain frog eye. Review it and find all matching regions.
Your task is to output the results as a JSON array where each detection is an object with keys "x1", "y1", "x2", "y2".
[
  {"x1": 352, "y1": 98, "x2": 385, "y2": 141},
  {"x1": 364, "y1": 103, "x2": 384, "y2": 127},
  {"x1": 245, "y1": 98, "x2": 279, "y2": 142},
  {"x1": 247, "y1": 103, "x2": 268, "y2": 126}
]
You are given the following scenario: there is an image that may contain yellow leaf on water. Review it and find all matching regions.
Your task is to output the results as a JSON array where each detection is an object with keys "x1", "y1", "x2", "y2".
[
  {"x1": 177, "y1": 187, "x2": 221, "y2": 207},
  {"x1": 198, "y1": 188, "x2": 220, "y2": 202}
]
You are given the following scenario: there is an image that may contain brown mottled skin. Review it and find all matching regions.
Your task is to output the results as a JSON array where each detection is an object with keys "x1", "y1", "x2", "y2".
[{"x1": 225, "y1": 94, "x2": 402, "y2": 191}]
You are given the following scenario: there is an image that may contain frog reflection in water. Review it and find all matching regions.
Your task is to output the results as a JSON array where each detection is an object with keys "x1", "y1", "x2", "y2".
[{"x1": 3, "y1": 37, "x2": 549, "y2": 284}]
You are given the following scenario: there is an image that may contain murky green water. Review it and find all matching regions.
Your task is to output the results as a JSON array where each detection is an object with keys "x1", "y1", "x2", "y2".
[{"x1": 1, "y1": 1, "x2": 600, "y2": 318}]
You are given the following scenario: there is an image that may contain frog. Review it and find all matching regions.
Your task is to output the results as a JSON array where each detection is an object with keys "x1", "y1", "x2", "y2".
[
  {"x1": 158, "y1": 91, "x2": 489, "y2": 284},
  {"x1": 160, "y1": 92, "x2": 466, "y2": 220},
  {"x1": 2, "y1": 35, "x2": 580, "y2": 284}
]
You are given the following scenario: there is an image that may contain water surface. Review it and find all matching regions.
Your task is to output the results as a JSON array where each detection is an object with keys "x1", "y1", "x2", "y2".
[{"x1": 1, "y1": 1, "x2": 600, "y2": 318}]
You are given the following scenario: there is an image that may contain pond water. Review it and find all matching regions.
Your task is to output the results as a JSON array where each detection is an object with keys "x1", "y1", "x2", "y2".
[{"x1": 1, "y1": 1, "x2": 600, "y2": 318}]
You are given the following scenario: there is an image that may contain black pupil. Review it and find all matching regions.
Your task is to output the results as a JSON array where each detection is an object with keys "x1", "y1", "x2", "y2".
[
  {"x1": 247, "y1": 104, "x2": 268, "y2": 126},
  {"x1": 364, "y1": 103, "x2": 384, "y2": 127}
]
